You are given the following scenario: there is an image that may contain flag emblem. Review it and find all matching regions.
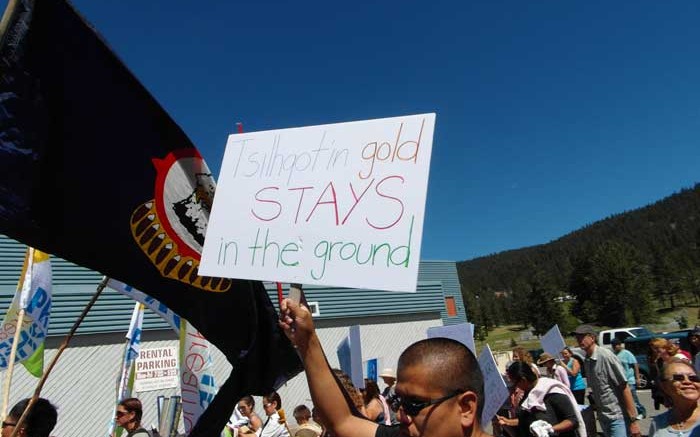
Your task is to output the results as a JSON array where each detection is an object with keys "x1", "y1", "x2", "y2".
[{"x1": 130, "y1": 148, "x2": 231, "y2": 292}]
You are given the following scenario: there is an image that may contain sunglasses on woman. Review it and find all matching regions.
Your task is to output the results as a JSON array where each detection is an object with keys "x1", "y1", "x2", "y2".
[{"x1": 666, "y1": 373, "x2": 700, "y2": 383}]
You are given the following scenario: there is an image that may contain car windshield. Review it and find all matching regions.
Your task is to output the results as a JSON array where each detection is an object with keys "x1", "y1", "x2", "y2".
[{"x1": 630, "y1": 327, "x2": 653, "y2": 337}]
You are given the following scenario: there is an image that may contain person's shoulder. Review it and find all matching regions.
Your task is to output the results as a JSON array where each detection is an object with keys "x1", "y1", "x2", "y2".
[
  {"x1": 598, "y1": 346, "x2": 621, "y2": 362},
  {"x1": 543, "y1": 392, "x2": 571, "y2": 404},
  {"x1": 618, "y1": 349, "x2": 634, "y2": 359},
  {"x1": 651, "y1": 410, "x2": 671, "y2": 429}
]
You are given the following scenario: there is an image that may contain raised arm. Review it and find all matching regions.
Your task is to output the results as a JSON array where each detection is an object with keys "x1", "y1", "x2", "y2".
[
  {"x1": 279, "y1": 298, "x2": 378, "y2": 437},
  {"x1": 620, "y1": 384, "x2": 640, "y2": 437}
]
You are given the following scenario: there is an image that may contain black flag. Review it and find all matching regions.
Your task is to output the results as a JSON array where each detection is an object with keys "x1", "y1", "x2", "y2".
[{"x1": 0, "y1": 0, "x2": 302, "y2": 434}]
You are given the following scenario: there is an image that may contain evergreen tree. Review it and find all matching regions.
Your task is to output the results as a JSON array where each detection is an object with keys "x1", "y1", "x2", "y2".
[
  {"x1": 526, "y1": 271, "x2": 563, "y2": 336},
  {"x1": 570, "y1": 241, "x2": 655, "y2": 326}
]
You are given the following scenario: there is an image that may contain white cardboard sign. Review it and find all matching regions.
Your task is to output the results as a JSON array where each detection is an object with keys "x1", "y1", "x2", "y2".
[
  {"x1": 541, "y1": 324, "x2": 567, "y2": 358},
  {"x1": 427, "y1": 323, "x2": 476, "y2": 356},
  {"x1": 201, "y1": 114, "x2": 435, "y2": 292},
  {"x1": 134, "y1": 346, "x2": 179, "y2": 392},
  {"x1": 478, "y1": 344, "x2": 509, "y2": 427}
]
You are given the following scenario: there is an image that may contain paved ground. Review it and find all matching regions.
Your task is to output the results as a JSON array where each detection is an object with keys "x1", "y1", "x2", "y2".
[{"x1": 636, "y1": 388, "x2": 666, "y2": 436}]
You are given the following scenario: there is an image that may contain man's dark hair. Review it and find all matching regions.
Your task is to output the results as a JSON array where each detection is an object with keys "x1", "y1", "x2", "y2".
[
  {"x1": 8, "y1": 398, "x2": 58, "y2": 437},
  {"x1": 506, "y1": 361, "x2": 537, "y2": 384},
  {"x1": 362, "y1": 379, "x2": 381, "y2": 403},
  {"x1": 398, "y1": 337, "x2": 484, "y2": 419}
]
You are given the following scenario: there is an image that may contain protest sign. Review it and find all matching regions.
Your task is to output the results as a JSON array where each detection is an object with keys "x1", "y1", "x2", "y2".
[
  {"x1": 478, "y1": 344, "x2": 509, "y2": 426},
  {"x1": 135, "y1": 346, "x2": 179, "y2": 392},
  {"x1": 201, "y1": 114, "x2": 436, "y2": 292},
  {"x1": 427, "y1": 323, "x2": 476, "y2": 355},
  {"x1": 541, "y1": 324, "x2": 566, "y2": 358},
  {"x1": 337, "y1": 325, "x2": 364, "y2": 389}
]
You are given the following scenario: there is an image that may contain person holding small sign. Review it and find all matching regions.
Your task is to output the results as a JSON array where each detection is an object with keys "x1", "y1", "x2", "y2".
[{"x1": 279, "y1": 297, "x2": 488, "y2": 437}]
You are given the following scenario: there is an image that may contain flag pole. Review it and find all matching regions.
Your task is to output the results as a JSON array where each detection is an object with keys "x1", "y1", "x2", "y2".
[
  {"x1": 0, "y1": 248, "x2": 31, "y2": 419},
  {"x1": 0, "y1": 0, "x2": 19, "y2": 42},
  {"x1": 0, "y1": 0, "x2": 30, "y2": 51},
  {"x1": 9, "y1": 276, "x2": 109, "y2": 437}
]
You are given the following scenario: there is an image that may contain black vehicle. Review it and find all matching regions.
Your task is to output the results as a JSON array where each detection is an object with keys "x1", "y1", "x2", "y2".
[{"x1": 622, "y1": 329, "x2": 692, "y2": 390}]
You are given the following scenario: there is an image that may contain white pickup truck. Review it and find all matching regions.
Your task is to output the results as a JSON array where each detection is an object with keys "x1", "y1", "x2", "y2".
[{"x1": 598, "y1": 326, "x2": 654, "y2": 349}]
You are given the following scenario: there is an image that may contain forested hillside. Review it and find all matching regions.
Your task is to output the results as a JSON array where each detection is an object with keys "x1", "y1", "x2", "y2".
[{"x1": 458, "y1": 184, "x2": 700, "y2": 336}]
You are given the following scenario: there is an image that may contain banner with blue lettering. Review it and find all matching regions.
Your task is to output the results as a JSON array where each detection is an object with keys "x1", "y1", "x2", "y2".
[
  {"x1": 107, "y1": 302, "x2": 144, "y2": 437},
  {"x1": 108, "y1": 279, "x2": 217, "y2": 433},
  {"x1": 180, "y1": 320, "x2": 218, "y2": 433},
  {"x1": 108, "y1": 279, "x2": 181, "y2": 332},
  {"x1": 0, "y1": 248, "x2": 52, "y2": 377}
]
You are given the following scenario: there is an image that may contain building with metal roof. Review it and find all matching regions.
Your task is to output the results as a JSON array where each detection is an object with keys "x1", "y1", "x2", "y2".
[{"x1": 0, "y1": 235, "x2": 467, "y2": 436}]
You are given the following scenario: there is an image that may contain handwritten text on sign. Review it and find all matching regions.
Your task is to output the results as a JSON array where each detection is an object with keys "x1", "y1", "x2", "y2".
[{"x1": 201, "y1": 114, "x2": 435, "y2": 292}]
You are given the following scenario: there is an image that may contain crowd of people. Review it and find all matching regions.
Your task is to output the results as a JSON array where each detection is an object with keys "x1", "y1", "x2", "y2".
[
  {"x1": 7, "y1": 315, "x2": 700, "y2": 437},
  {"x1": 273, "y1": 302, "x2": 700, "y2": 437},
  {"x1": 492, "y1": 324, "x2": 700, "y2": 437}
]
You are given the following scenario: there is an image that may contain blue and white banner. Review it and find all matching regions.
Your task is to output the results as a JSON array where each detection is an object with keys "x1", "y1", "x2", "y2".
[
  {"x1": 107, "y1": 279, "x2": 217, "y2": 434},
  {"x1": 107, "y1": 302, "x2": 144, "y2": 437},
  {"x1": 180, "y1": 320, "x2": 217, "y2": 433},
  {"x1": 108, "y1": 279, "x2": 181, "y2": 332},
  {"x1": 0, "y1": 248, "x2": 52, "y2": 377}
]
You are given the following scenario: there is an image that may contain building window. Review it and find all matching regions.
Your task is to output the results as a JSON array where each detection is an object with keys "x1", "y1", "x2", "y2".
[
  {"x1": 445, "y1": 296, "x2": 457, "y2": 317},
  {"x1": 307, "y1": 301, "x2": 321, "y2": 317}
]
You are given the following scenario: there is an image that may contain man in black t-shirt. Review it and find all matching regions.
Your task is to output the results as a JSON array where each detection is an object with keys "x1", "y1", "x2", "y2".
[{"x1": 279, "y1": 298, "x2": 491, "y2": 437}]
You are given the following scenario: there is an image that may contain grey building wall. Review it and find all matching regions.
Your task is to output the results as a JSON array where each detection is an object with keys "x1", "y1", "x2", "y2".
[{"x1": 0, "y1": 314, "x2": 442, "y2": 436}]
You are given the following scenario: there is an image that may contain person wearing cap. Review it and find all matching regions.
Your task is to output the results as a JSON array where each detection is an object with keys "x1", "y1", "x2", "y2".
[
  {"x1": 689, "y1": 327, "x2": 700, "y2": 373},
  {"x1": 612, "y1": 338, "x2": 646, "y2": 419},
  {"x1": 571, "y1": 324, "x2": 640, "y2": 437},
  {"x1": 537, "y1": 353, "x2": 570, "y2": 388},
  {"x1": 379, "y1": 368, "x2": 396, "y2": 398}
]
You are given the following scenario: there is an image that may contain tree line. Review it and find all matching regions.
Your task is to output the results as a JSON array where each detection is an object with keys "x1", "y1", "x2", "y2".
[{"x1": 458, "y1": 184, "x2": 700, "y2": 337}]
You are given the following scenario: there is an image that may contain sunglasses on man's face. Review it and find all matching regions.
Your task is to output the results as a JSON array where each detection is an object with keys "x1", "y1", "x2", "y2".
[
  {"x1": 666, "y1": 373, "x2": 700, "y2": 383},
  {"x1": 387, "y1": 391, "x2": 461, "y2": 417},
  {"x1": 116, "y1": 410, "x2": 129, "y2": 418}
]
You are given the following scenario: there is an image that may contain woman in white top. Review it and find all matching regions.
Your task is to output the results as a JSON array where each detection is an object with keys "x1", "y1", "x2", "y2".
[{"x1": 260, "y1": 391, "x2": 291, "y2": 437}]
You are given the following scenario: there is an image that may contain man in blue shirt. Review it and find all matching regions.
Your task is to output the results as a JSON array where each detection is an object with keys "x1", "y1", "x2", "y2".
[{"x1": 612, "y1": 338, "x2": 646, "y2": 419}]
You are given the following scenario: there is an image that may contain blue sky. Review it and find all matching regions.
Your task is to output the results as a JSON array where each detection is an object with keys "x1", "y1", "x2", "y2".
[{"x1": 8, "y1": 1, "x2": 700, "y2": 261}]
